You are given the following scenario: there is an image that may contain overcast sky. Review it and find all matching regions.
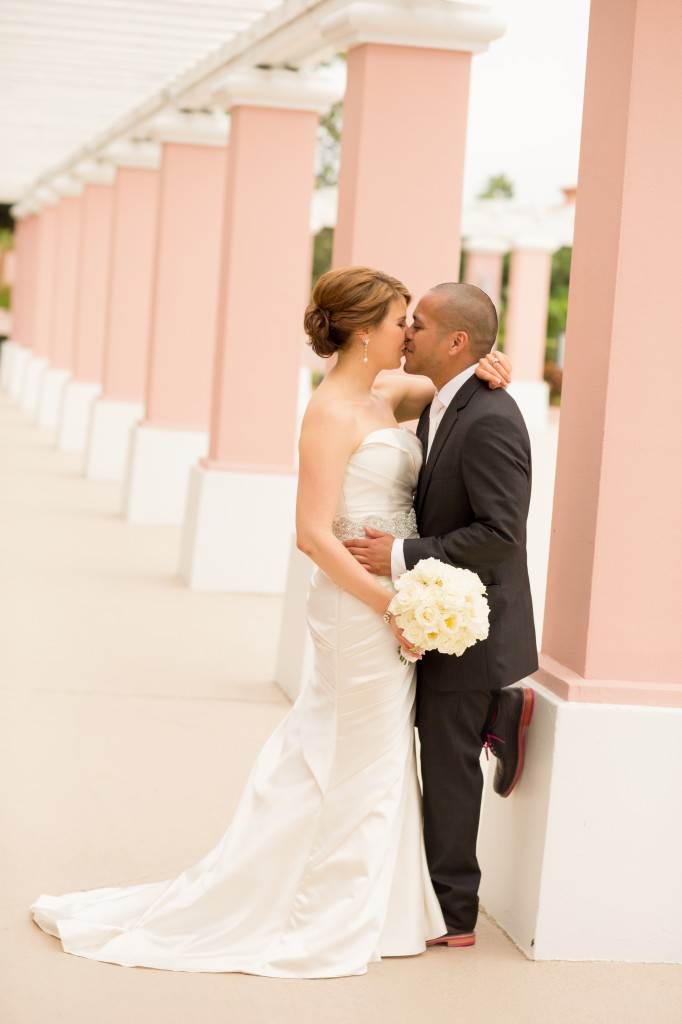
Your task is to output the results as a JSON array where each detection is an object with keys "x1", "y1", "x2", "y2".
[{"x1": 462, "y1": 0, "x2": 592, "y2": 205}]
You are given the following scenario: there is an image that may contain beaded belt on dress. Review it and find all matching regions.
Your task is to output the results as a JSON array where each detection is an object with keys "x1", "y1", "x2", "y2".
[{"x1": 331, "y1": 508, "x2": 418, "y2": 541}]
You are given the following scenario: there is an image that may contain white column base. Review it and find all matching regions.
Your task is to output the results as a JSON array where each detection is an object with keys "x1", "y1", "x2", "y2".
[
  {"x1": 20, "y1": 355, "x2": 49, "y2": 413},
  {"x1": 85, "y1": 398, "x2": 145, "y2": 482},
  {"x1": 56, "y1": 380, "x2": 102, "y2": 452},
  {"x1": 36, "y1": 368, "x2": 72, "y2": 430},
  {"x1": 507, "y1": 380, "x2": 550, "y2": 431},
  {"x1": 8, "y1": 346, "x2": 31, "y2": 397},
  {"x1": 274, "y1": 535, "x2": 315, "y2": 701},
  {"x1": 123, "y1": 424, "x2": 209, "y2": 525},
  {"x1": 478, "y1": 683, "x2": 682, "y2": 963},
  {"x1": 1, "y1": 340, "x2": 19, "y2": 390},
  {"x1": 179, "y1": 465, "x2": 297, "y2": 593}
]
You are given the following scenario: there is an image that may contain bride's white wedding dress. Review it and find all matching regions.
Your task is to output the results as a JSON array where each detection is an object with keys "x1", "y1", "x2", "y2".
[{"x1": 31, "y1": 427, "x2": 445, "y2": 978}]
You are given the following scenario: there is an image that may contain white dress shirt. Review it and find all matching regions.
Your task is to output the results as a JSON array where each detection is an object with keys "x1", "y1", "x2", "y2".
[{"x1": 390, "y1": 364, "x2": 479, "y2": 582}]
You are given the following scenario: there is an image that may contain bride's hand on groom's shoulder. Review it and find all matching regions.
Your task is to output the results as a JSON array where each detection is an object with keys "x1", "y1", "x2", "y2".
[{"x1": 476, "y1": 352, "x2": 512, "y2": 389}]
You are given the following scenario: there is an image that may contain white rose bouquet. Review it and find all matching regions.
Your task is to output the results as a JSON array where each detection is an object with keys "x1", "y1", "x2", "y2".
[{"x1": 388, "y1": 557, "x2": 490, "y2": 663}]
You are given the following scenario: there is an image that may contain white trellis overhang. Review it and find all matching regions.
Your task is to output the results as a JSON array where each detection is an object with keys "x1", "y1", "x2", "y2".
[
  {"x1": 2, "y1": 0, "x2": 504, "y2": 207},
  {"x1": 0, "y1": 0, "x2": 281, "y2": 203}
]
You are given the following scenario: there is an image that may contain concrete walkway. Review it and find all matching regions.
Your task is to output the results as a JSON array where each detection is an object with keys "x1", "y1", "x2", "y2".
[{"x1": 1, "y1": 392, "x2": 680, "y2": 1024}]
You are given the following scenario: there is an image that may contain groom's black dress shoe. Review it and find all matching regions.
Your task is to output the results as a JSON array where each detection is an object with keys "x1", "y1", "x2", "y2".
[
  {"x1": 484, "y1": 686, "x2": 535, "y2": 798},
  {"x1": 426, "y1": 931, "x2": 476, "y2": 948}
]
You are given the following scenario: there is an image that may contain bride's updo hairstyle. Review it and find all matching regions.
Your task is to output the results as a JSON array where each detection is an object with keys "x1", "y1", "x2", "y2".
[{"x1": 304, "y1": 266, "x2": 411, "y2": 358}]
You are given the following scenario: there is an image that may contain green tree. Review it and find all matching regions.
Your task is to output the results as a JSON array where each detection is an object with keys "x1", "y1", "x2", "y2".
[
  {"x1": 316, "y1": 100, "x2": 343, "y2": 188},
  {"x1": 543, "y1": 246, "x2": 572, "y2": 404},
  {"x1": 546, "y1": 246, "x2": 572, "y2": 358},
  {"x1": 310, "y1": 92, "x2": 343, "y2": 289},
  {"x1": 478, "y1": 174, "x2": 514, "y2": 199},
  {"x1": 0, "y1": 226, "x2": 13, "y2": 312},
  {"x1": 311, "y1": 226, "x2": 334, "y2": 287}
]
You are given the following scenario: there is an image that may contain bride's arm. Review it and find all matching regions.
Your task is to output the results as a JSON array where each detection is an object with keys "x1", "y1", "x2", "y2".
[
  {"x1": 296, "y1": 406, "x2": 397, "y2": 618},
  {"x1": 373, "y1": 373, "x2": 435, "y2": 422},
  {"x1": 375, "y1": 353, "x2": 514, "y2": 422}
]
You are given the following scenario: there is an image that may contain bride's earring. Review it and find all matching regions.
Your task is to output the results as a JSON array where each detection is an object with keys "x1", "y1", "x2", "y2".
[{"x1": 362, "y1": 337, "x2": 369, "y2": 363}]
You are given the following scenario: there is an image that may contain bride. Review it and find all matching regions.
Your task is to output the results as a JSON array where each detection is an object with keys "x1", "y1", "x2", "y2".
[{"x1": 31, "y1": 266, "x2": 508, "y2": 979}]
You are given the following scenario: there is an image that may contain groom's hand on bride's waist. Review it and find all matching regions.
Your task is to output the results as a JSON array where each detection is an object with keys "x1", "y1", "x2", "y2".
[{"x1": 343, "y1": 527, "x2": 393, "y2": 577}]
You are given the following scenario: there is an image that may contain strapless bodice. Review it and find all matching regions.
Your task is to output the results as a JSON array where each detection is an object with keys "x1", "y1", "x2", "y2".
[{"x1": 332, "y1": 428, "x2": 423, "y2": 541}]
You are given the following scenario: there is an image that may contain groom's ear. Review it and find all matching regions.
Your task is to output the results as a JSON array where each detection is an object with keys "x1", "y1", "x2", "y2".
[{"x1": 449, "y1": 330, "x2": 469, "y2": 354}]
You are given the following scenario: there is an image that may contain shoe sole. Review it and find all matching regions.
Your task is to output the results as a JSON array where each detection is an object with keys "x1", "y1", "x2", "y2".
[
  {"x1": 499, "y1": 687, "x2": 535, "y2": 798},
  {"x1": 426, "y1": 934, "x2": 476, "y2": 948}
]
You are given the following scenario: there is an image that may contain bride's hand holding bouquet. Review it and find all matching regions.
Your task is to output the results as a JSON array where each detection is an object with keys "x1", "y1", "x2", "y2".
[{"x1": 387, "y1": 558, "x2": 490, "y2": 664}]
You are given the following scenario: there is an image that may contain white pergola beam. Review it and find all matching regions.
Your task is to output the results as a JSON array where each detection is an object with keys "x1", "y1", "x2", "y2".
[
  {"x1": 0, "y1": 0, "x2": 279, "y2": 199},
  {"x1": 4, "y1": 0, "x2": 502, "y2": 202}
]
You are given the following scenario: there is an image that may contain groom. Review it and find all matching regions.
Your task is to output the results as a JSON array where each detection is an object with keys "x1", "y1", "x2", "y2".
[{"x1": 345, "y1": 282, "x2": 537, "y2": 947}]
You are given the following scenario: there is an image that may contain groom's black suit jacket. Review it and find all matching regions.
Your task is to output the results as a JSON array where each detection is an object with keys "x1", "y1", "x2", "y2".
[{"x1": 403, "y1": 374, "x2": 538, "y2": 693}]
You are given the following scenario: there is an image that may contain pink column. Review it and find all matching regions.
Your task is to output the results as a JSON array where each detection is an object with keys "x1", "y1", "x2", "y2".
[
  {"x1": 36, "y1": 178, "x2": 84, "y2": 428},
  {"x1": 21, "y1": 211, "x2": 41, "y2": 351},
  {"x1": 333, "y1": 44, "x2": 469, "y2": 301},
  {"x1": 84, "y1": 142, "x2": 160, "y2": 481},
  {"x1": 477, "y1": 0, "x2": 682, "y2": 966},
  {"x1": 102, "y1": 150, "x2": 160, "y2": 404},
  {"x1": 504, "y1": 243, "x2": 553, "y2": 380},
  {"x1": 72, "y1": 169, "x2": 116, "y2": 385},
  {"x1": 503, "y1": 240, "x2": 554, "y2": 428},
  {"x1": 13, "y1": 209, "x2": 41, "y2": 354},
  {"x1": 8, "y1": 215, "x2": 27, "y2": 343},
  {"x1": 462, "y1": 238, "x2": 507, "y2": 312},
  {"x1": 325, "y1": 4, "x2": 503, "y2": 303},
  {"x1": 49, "y1": 186, "x2": 83, "y2": 372},
  {"x1": 179, "y1": 70, "x2": 339, "y2": 591},
  {"x1": 143, "y1": 124, "x2": 227, "y2": 429},
  {"x1": 19, "y1": 192, "x2": 60, "y2": 413},
  {"x1": 123, "y1": 112, "x2": 228, "y2": 523},
  {"x1": 32, "y1": 192, "x2": 59, "y2": 360},
  {"x1": 205, "y1": 103, "x2": 318, "y2": 470},
  {"x1": 538, "y1": 0, "x2": 682, "y2": 708},
  {"x1": 57, "y1": 162, "x2": 116, "y2": 452}
]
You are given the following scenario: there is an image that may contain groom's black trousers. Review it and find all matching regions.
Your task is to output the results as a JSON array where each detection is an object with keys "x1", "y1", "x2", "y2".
[{"x1": 416, "y1": 686, "x2": 500, "y2": 935}]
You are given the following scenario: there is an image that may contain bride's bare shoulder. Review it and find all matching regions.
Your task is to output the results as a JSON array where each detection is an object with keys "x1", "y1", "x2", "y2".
[{"x1": 299, "y1": 394, "x2": 359, "y2": 453}]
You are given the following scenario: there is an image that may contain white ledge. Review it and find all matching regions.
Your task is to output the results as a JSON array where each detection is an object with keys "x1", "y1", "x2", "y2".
[
  {"x1": 20, "y1": 197, "x2": 42, "y2": 216},
  {"x1": 511, "y1": 234, "x2": 560, "y2": 253},
  {"x1": 319, "y1": 0, "x2": 506, "y2": 54},
  {"x1": 53, "y1": 174, "x2": 84, "y2": 198},
  {"x1": 35, "y1": 185, "x2": 60, "y2": 208},
  {"x1": 212, "y1": 67, "x2": 343, "y2": 114},
  {"x1": 75, "y1": 160, "x2": 117, "y2": 186},
  {"x1": 151, "y1": 109, "x2": 230, "y2": 148},
  {"x1": 463, "y1": 235, "x2": 509, "y2": 254},
  {"x1": 10, "y1": 202, "x2": 30, "y2": 219},
  {"x1": 106, "y1": 140, "x2": 162, "y2": 170}
]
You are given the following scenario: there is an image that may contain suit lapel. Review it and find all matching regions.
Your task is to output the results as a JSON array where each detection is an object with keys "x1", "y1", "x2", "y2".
[
  {"x1": 416, "y1": 374, "x2": 485, "y2": 517},
  {"x1": 416, "y1": 406, "x2": 430, "y2": 451},
  {"x1": 414, "y1": 406, "x2": 430, "y2": 509}
]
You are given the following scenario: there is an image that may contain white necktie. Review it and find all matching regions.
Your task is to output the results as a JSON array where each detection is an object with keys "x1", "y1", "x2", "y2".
[{"x1": 426, "y1": 394, "x2": 445, "y2": 457}]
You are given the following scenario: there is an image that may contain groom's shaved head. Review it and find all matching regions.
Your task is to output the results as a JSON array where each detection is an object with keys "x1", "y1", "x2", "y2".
[{"x1": 428, "y1": 282, "x2": 498, "y2": 357}]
